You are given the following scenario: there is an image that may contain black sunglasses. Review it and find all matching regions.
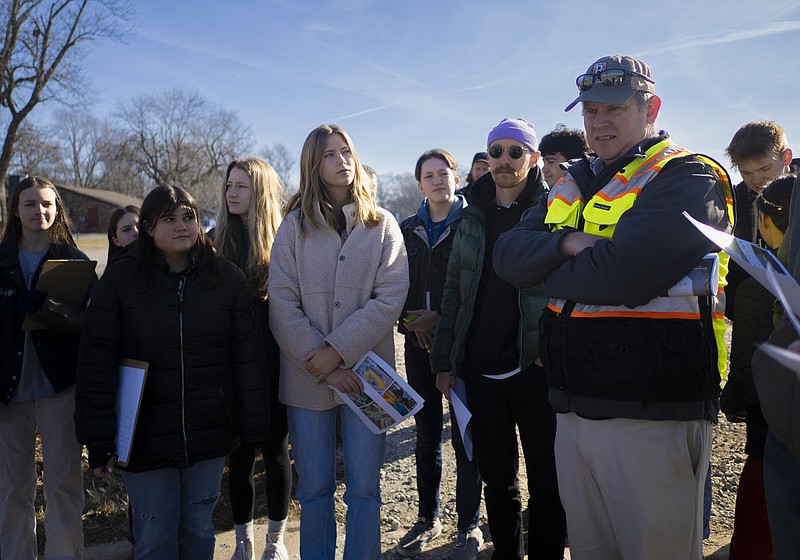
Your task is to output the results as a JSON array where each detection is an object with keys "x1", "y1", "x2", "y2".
[
  {"x1": 576, "y1": 69, "x2": 655, "y2": 92},
  {"x1": 487, "y1": 144, "x2": 529, "y2": 160}
]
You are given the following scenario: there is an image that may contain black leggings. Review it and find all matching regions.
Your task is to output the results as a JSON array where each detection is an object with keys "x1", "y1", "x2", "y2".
[{"x1": 228, "y1": 387, "x2": 291, "y2": 523}]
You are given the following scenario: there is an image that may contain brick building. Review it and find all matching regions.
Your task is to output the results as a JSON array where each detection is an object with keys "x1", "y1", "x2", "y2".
[{"x1": 55, "y1": 184, "x2": 142, "y2": 234}]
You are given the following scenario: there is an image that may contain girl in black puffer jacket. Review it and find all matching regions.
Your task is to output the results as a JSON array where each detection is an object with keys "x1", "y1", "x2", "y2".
[{"x1": 76, "y1": 185, "x2": 269, "y2": 559}]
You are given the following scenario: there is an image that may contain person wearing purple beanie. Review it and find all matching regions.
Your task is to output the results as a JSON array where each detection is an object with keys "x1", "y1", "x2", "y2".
[{"x1": 430, "y1": 118, "x2": 566, "y2": 560}]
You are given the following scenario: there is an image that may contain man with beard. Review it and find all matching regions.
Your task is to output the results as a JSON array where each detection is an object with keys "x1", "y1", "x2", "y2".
[{"x1": 430, "y1": 118, "x2": 566, "y2": 560}]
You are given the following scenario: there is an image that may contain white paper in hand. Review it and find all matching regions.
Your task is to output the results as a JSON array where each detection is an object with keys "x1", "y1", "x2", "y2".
[{"x1": 449, "y1": 377, "x2": 474, "y2": 461}]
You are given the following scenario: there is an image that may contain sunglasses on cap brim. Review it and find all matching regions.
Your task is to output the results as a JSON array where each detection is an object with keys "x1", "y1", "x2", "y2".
[{"x1": 576, "y1": 69, "x2": 654, "y2": 92}]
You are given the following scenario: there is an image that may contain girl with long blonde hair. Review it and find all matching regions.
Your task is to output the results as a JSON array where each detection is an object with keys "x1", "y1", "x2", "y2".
[
  {"x1": 269, "y1": 125, "x2": 408, "y2": 559},
  {"x1": 214, "y1": 157, "x2": 291, "y2": 560}
]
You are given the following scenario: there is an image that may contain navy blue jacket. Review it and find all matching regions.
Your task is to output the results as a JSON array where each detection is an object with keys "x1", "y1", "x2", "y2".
[
  {"x1": 398, "y1": 195, "x2": 467, "y2": 348},
  {"x1": 0, "y1": 241, "x2": 92, "y2": 405}
]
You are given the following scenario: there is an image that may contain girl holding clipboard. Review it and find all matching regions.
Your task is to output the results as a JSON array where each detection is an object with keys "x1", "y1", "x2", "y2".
[
  {"x1": 0, "y1": 176, "x2": 92, "y2": 558},
  {"x1": 76, "y1": 185, "x2": 269, "y2": 559}
]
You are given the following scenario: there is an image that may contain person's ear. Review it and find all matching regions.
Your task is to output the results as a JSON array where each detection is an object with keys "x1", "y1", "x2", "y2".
[
  {"x1": 529, "y1": 151, "x2": 541, "y2": 170},
  {"x1": 781, "y1": 148, "x2": 793, "y2": 169},
  {"x1": 646, "y1": 95, "x2": 662, "y2": 124},
  {"x1": 453, "y1": 174, "x2": 461, "y2": 187}
]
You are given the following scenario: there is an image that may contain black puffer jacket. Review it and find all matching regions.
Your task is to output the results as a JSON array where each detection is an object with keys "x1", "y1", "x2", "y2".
[
  {"x1": 75, "y1": 253, "x2": 269, "y2": 471},
  {"x1": 726, "y1": 181, "x2": 763, "y2": 319},
  {"x1": 721, "y1": 277, "x2": 774, "y2": 455},
  {"x1": 0, "y1": 241, "x2": 92, "y2": 405}
]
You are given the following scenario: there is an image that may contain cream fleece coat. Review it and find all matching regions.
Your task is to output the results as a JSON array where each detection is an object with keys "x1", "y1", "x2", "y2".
[{"x1": 268, "y1": 202, "x2": 409, "y2": 410}]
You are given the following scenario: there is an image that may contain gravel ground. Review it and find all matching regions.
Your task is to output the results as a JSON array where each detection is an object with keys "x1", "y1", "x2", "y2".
[{"x1": 333, "y1": 331, "x2": 744, "y2": 559}]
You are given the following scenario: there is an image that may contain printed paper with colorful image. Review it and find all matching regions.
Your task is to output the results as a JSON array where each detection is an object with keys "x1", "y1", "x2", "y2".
[{"x1": 330, "y1": 351, "x2": 424, "y2": 434}]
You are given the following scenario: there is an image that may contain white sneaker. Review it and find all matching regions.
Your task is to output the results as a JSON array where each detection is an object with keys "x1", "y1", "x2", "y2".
[
  {"x1": 260, "y1": 536, "x2": 289, "y2": 560},
  {"x1": 396, "y1": 517, "x2": 444, "y2": 557},
  {"x1": 232, "y1": 538, "x2": 255, "y2": 560},
  {"x1": 451, "y1": 527, "x2": 484, "y2": 560}
]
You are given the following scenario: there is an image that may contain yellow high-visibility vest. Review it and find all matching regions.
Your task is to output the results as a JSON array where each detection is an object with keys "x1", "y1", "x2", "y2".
[{"x1": 544, "y1": 139, "x2": 735, "y2": 377}]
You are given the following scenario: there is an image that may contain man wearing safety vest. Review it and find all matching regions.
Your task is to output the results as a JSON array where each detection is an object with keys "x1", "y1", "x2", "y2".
[{"x1": 493, "y1": 54, "x2": 734, "y2": 560}]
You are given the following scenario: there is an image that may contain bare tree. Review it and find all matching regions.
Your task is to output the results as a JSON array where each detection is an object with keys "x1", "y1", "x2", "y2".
[
  {"x1": 115, "y1": 87, "x2": 255, "y2": 213},
  {"x1": 377, "y1": 172, "x2": 422, "y2": 222},
  {"x1": 8, "y1": 120, "x2": 61, "y2": 177},
  {"x1": 95, "y1": 119, "x2": 147, "y2": 198},
  {"x1": 50, "y1": 107, "x2": 103, "y2": 188},
  {"x1": 260, "y1": 143, "x2": 297, "y2": 192},
  {"x1": 0, "y1": 0, "x2": 133, "y2": 220}
]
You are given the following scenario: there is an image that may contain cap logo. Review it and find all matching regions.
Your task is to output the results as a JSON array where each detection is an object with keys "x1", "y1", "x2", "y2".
[{"x1": 593, "y1": 62, "x2": 607, "y2": 73}]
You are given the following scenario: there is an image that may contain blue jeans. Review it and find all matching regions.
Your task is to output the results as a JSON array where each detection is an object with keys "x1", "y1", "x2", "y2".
[
  {"x1": 405, "y1": 340, "x2": 481, "y2": 531},
  {"x1": 703, "y1": 465, "x2": 712, "y2": 539},
  {"x1": 121, "y1": 457, "x2": 225, "y2": 560},
  {"x1": 287, "y1": 404, "x2": 385, "y2": 560},
  {"x1": 763, "y1": 431, "x2": 800, "y2": 559}
]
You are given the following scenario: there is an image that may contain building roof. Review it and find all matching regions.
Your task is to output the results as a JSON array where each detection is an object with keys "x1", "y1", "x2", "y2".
[{"x1": 56, "y1": 183, "x2": 142, "y2": 207}]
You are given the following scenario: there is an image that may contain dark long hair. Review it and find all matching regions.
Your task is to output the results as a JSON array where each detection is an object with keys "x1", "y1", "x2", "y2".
[
  {"x1": 757, "y1": 174, "x2": 795, "y2": 233},
  {"x1": 136, "y1": 185, "x2": 220, "y2": 287},
  {"x1": 1, "y1": 176, "x2": 77, "y2": 247},
  {"x1": 106, "y1": 205, "x2": 140, "y2": 264}
]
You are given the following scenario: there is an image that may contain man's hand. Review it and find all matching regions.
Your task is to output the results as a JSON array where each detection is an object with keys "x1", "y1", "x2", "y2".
[
  {"x1": 559, "y1": 232, "x2": 604, "y2": 257},
  {"x1": 304, "y1": 346, "x2": 343, "y2": 382},
  {"x1": 327, "y1": 368, "x2": 364, "y2": 394},
  {"x1": 436, "y1": 371, "x2": 455, "y2": 402},
  {"x1": 405, "y1": 309, "x2": 437, "y2": 351}
]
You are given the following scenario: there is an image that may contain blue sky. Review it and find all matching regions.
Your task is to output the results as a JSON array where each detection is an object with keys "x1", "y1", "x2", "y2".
[{"x1": 76, "y1": 0, "x2": 800, "y2": 182}]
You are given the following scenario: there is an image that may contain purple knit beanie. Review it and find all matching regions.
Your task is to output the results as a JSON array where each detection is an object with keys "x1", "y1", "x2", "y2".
[{"x1": 487, "y1": 118, "x2": 538, "y2": 151}]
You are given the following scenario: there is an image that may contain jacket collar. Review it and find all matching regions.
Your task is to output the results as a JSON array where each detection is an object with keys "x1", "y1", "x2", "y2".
[
  {"x1": 416, "y1": 194, "x2": 468, "y2": 229},
  {"x1": 469, "y1": 165, "x2": 547, "y2": 212}
]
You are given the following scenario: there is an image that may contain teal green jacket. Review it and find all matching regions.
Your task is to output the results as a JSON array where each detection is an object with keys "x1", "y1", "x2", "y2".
[{"x1": 429, "y1": 172, "x2": 548, "y2": 376}]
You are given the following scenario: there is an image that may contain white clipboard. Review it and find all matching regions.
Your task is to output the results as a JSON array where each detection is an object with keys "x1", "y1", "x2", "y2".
[{"x1": 115, "y1": 359, "x2": 149, "y2": 466}]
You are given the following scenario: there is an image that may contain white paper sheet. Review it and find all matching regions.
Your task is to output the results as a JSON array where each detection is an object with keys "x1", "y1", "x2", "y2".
[
  {"x1": 115, "y1": 360, "x2": 148, "y2": 466},
  {"x1": 449, "y1": 377, "x2": 474, "y2": 461}
]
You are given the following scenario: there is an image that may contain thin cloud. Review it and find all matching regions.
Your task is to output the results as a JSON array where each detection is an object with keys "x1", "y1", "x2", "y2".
[
  {"x1": 136, "y1": 27, "x2": 272, "y2": 72},
  {"x1": 301, "y1": 21, "x2": 345, "y2": 35},
  {"x1": 456, "y1": 80, "x2": 502, "y2": 93},
  {"x1": 329, "y1": 102, "x2": 399, "y2": 122},
  {"x1": 634, "y1": 21, "x2": 800, "y2": 57}
]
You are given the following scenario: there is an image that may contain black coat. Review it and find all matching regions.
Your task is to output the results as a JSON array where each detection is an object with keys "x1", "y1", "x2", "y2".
[
  {"x1": 397, "y1": 197, "x2": 466, "y2": 347},
  {"x1": 720, "y1": 277, "x2": 773, "y2": 455},
  {"x1": 0, "y1": 241, "x2": 92, "y2": 405},
  {"x1": 726, "y1": 181, "x2": 763, "y2": 319},
  {"x1": 75, "y1": 254, "x2": 269, "y2": 471}
]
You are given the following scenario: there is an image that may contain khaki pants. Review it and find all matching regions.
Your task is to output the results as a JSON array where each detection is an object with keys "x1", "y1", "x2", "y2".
[
  {"x1": 0, "y1": 386, "x2": 85, "y2": 559},
  {"x1": 555, "y1": 412, "x2": 710, "y2": 560}
]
